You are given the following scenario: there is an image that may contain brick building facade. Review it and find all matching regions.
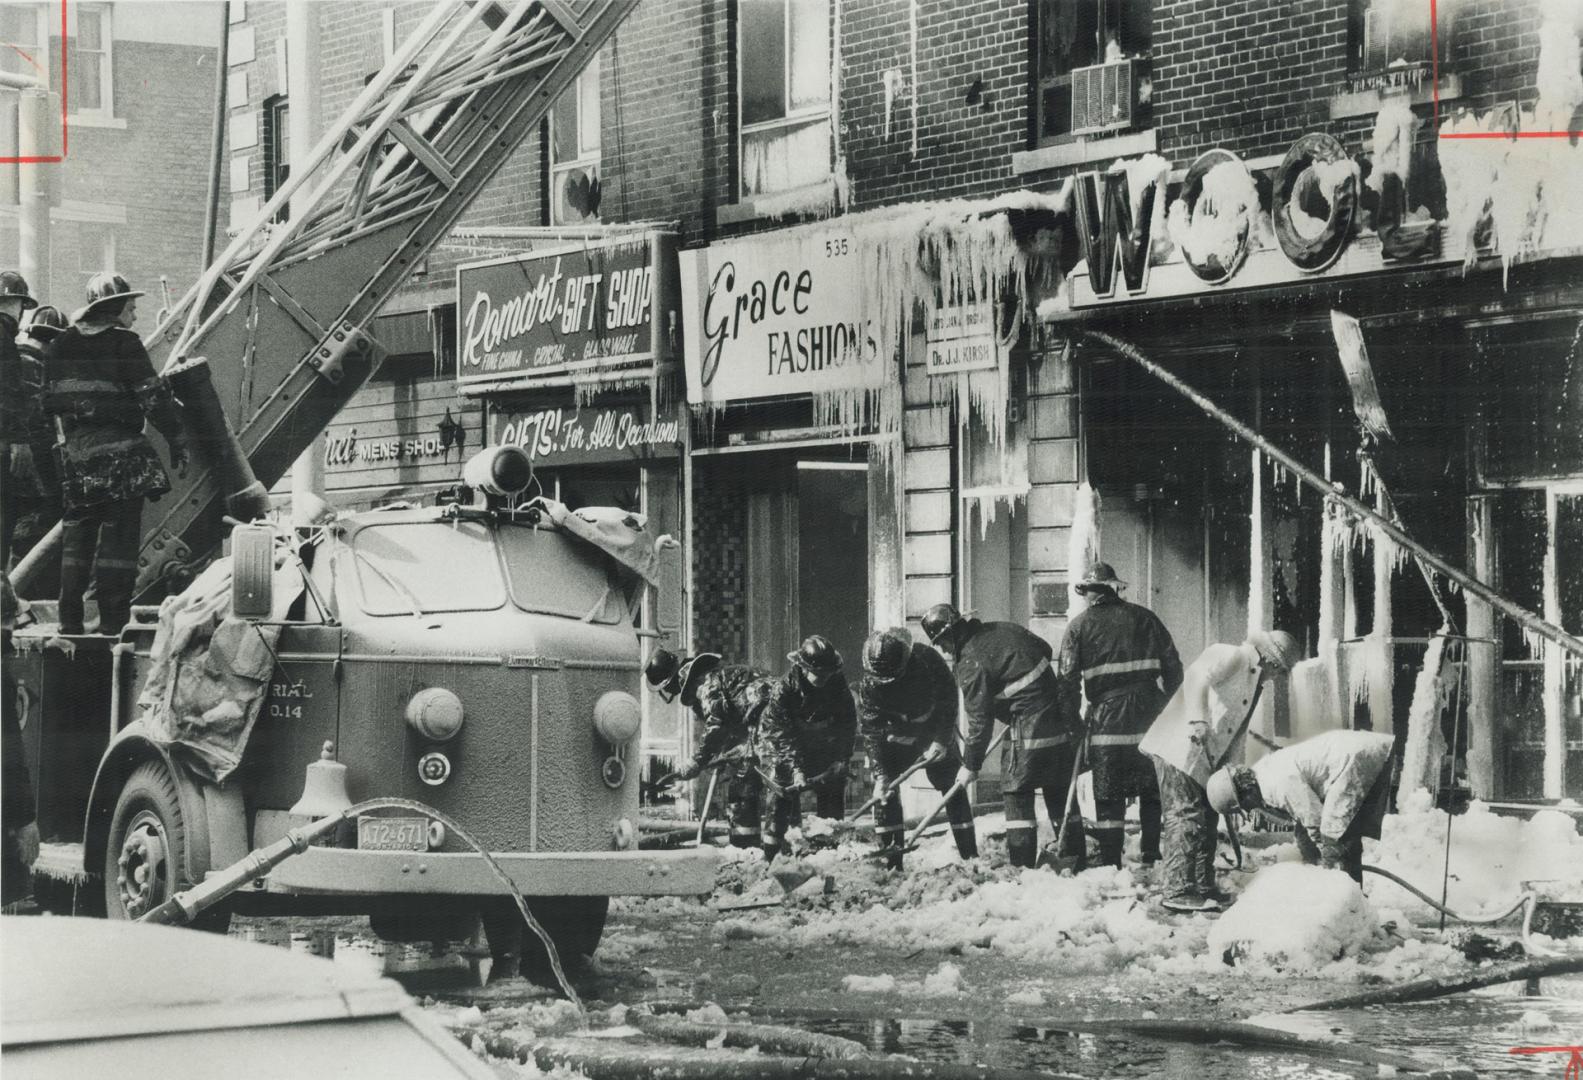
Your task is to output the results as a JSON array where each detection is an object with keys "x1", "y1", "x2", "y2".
[{"x1": 222, "y1": 0, "x2": 1580, "y2": 803}]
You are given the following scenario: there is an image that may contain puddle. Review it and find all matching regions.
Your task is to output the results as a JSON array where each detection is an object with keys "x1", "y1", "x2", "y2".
[{"x1": 230, "y1": 920, "x2": 492, "y2": 991}]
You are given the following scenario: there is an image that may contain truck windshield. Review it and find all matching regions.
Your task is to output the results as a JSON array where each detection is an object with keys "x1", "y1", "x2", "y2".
[
  {"x1": 348, "y1": 521, "x2": 506, "y2": 615},
  {"x1": 499, "y1": 526, "x2": 627, "y2": 624}
]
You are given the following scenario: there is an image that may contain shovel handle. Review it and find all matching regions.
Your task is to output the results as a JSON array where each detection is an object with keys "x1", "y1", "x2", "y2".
[
  {"x1": 847, "y1": 755, "x2": 931, "y2": 822},
  {"x1": 903, "y1": 780, "x2": 966, "y2": 850},
  {"x1": 695, "y1": 767, "x2": 721, "y2": 847}
]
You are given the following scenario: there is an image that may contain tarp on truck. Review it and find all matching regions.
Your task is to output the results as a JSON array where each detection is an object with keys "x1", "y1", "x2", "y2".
[
  {"x1": 529, "y1": 498, "x2": 678, "y2": 586},
  {"x1": 137, "y1": 542, "x2": 304, "y2": 783}
]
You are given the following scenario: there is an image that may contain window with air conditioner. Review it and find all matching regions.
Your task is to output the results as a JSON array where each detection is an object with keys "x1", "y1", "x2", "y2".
[
  {"x1": 738, "y1": 0, "x2": 831, "y2": 199},
  {"x1": 1347, "y1": 0, "x2": 1453, "y2": 78},
  {"x1": 1035, "y1": 0, "x2": 1151, "y2": 144},
  {"x1": 550, "y1": 56, "x2": 601, "y2": 226}
]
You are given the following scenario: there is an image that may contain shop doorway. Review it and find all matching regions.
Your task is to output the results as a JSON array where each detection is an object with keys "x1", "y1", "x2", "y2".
[{"x1": 794, "y1": 462, "x2": 870, "y2": 676}]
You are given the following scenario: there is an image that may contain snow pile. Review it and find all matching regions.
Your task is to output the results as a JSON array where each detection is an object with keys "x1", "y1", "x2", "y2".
[
  {"x1": 841, "y1": 962, "x2": 965, "y2": 997},
  {"x1": 1366, "y1": 792, "x2": 1583, "y2": 917},
  {"x1": 684, "y1": 1003, "x2": 730, "y2": 1025},
  {"x1": 1208, "y1": 863, "x2": 1379, "y2": 971},
  {"x1": 1167, "y1": 158, "x2": 1259, "y2": 273}
]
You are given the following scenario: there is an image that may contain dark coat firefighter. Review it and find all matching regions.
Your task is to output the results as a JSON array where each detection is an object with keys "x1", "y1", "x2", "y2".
[
  {"x1": 1210, "y1": 728, "x2": 1396, "y2": 885},
  {"x1": 8, "y1": 306, "x2": 66, "y2": 569},
  {"x1": 922, "y1": 603, "x2": 1084, "y2": 871},
  {"x1": 856, "y1": 627, "x2": 977, "y2": 870},
  {"x1": 645, "y1": 647, "x2": 772, "y2": 850},
  {"x1": 1055, "y1": 562, "x2": 1183, "y2": 870},
  {"x1": 43, "y1": 274, "x2": 188, "y2": 635},
  {"x1": 1140, "y1": 630, "x2": 1301, "y2": 911},
  {"x1": 755, "y1": 635, "x2": 857, "y2": 859},
  {"x1": 1, "y1": 271, "x2": 48, "y2": 569}
]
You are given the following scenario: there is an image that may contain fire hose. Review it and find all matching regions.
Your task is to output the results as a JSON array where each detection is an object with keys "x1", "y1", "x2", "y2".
[{"x1": 137, "y1": 796, "x2": 586, "y2": 1019}]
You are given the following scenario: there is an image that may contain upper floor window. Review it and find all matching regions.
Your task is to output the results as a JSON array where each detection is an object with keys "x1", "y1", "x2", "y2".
[
  {"x1": 550, "y1": 56, "x2": 601, "y2": 225},
  {"x1": 0, "y1": 4, "x2": 45, "y2": 85},
  {"x1": 1035, "y1": 0, "x2": 1151, "y2": 144},
  {"x1": 68, "y1": 4, "x2": 114, "y2": 118},
  {"x1": 1348, "y1": 0, "x2": 1453, "y2": 79},
  {"x1": 739, "y1": 0, "x2": 830, "y2": 198},
  {"x1": 263, "y1": 94, "x2": 290, "y2": 221}
]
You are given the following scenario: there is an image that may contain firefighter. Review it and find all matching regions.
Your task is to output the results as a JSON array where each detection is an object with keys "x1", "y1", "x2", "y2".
[
  {"x1": 8, "y1": 307, "x2": 66, "y2": 569},
  {"x1": 856, "y1": 626, "x2": 977, "y2": 870},
  {"x1": 922, "y1": 603, "x2": 1084, "y2": 871},
  {"x1": 43, "y1": 274, "x2": 188, "y2": 635},
  {"x1": 1, "y1": 271, "x2": 42, "y2": 569},
  {"x1": 1209, "y1": 728, "x2": 1396, "y2": 886},
  {"x1": 1140, "y1": 630, "x2": 1302, "y2": 911},
  {"x1": 755, "y1": 635, "x2": 857, "y2": 860},
  {"x1": 645, "y1": 647, "x2": 772, "y2": 850},
  {"x1": 1055, "y1": 562, "x2": 1184, "y2": 870}
]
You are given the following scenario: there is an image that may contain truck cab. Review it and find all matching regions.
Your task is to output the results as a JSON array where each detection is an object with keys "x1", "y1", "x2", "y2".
[{"x1": 15, "y1": 450, "x2": 713, "y2": 960}]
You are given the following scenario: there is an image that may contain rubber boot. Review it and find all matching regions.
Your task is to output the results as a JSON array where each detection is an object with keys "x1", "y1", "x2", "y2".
[
  {"x1": 1139, "y1": 791, "x2": 1163, "y2": 865},
  {"x1": 1006, "y1": 830, "x2": 1038, "y2": 869},
  {"x1": 951, "y1": 822, "x2": 978, "y2": 859},
  {"x1": 1093, "y1": 795, "x2": 1126, "y2": 868},
  {"x1": 879, "y1": 832, "x2": 905, "y2": 871},
  {"x1": 761, "y1": 842, "x2": 779, "y2": 863},
  {"x1": 479, "y1": 899, "x2": 523, "y2": 984}
]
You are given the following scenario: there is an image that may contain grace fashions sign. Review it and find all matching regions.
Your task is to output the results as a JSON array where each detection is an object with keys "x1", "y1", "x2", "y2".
[
  {"x1": 488, "y1": 400, "x2": 682, "y2": 467},
  {"x1": 678, "y1": 231, "x2": 889, "y2": 405},
  {"x1": 456, "y1": 238, "x2": 660, "y2": 390}
]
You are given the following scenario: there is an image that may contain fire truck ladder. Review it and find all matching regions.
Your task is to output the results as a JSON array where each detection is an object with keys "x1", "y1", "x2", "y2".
[{"x1": 58, "y1": 0, "x2": 634, "y2": 600}]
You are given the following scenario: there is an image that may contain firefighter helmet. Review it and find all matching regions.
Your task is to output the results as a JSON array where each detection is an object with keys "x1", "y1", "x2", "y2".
[
  {"x1": 1249, "y1": 629, "x2": 1302, "y2": 673},
  {"x1": 1206, "y1": 765, "x2": 1263, "y2": 816},
  {"x1": 920, "y1": 603, "x2": 964, "y2": 647},
  {"x1": 0, "y1": 270, "x2": 36, "y2": 312},
  {"x1": 644, "y1": 648, "x2": 682, "y2": 700},
  {"x1": 24, "y1": 305, "x2": 67, "y2": 342},
  {"x1": 675, "y1": 653, "x2": 722, "y2": 707},
  {"x1": 1074, "y1": 561, "x2": 1127, "y2": 594},
  {"x1": 73, "y1": 271, "x2": 145, "y2": 324},
  {"x1": 862, "y1": 627, "x2": 913, "y2": 684},
  {"x1": 788, "y1": 634, "x2": 843, "y2": 676}
]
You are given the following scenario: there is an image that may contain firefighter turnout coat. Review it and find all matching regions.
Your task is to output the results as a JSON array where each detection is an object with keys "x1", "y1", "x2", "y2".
[
  {"x1": 684, "y1": 664, "x2": 772, "y2": 777},
  {"x1": 1056, "y1": 591, "x2": 1183, "y2": 742},
  {"x1": 757, "y1": 669, "x2": 857, "y2": 781},
  {"x1": 856, "y1": 642, "x2": 959, "y2": 772},
  {"x1": 955, "y1": 619, "x2": 1076, "y2": 790}
]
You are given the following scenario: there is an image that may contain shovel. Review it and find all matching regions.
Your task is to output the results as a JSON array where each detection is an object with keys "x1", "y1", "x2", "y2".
[
  {"x1": 846, "y1": 755, "x2": 931, "y2": 822},
  {"x1": 872, "y1": 728, "x2": 1007, "y2": 859},
  {"x1": 1041, "y1": 736, "x2": 1089, "y2": 874},
  {"x1": 692, "y1": 766, "x2": 721, "y2": 847}
]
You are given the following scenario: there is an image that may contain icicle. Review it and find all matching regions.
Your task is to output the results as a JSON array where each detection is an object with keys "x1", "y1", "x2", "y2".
[
  {"x1": 1067, "y1": 481, "x2": 1101, "y2": 615},
  {"x1": 1366, "y1": 496, "x2": 1395, "y2": 736},
  {"x1": 1399, "y1": 632, "x2": 1451, "y2": 798},
  {"x1": 1367, "y1": 97, "x2": 1418, "y2": 197},
  {"x1": 1247, "y1": 447, "x2": 1265, "y2": 639},
  {"x1": 1289, "y1": 655, "x2": 1340, "y2": 741}
]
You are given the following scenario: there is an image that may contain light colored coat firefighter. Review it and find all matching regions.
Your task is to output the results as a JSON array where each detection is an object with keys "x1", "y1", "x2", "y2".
[{"x1": 1140, "y1": 631, "x2": 1300, "y2": 912}]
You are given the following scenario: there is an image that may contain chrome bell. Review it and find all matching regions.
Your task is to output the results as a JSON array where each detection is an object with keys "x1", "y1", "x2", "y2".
[{"x1": 289, "y1": 740, "x2": 353, "y2": 819}]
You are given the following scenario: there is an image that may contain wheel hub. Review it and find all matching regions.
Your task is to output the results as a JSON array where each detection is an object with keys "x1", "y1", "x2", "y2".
[{"x1": 115, "y1": 812, "x2": 169, "y2": 917}]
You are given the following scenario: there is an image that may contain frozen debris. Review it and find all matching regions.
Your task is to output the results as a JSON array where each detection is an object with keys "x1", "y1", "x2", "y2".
[
  {"x1": 1005, "y1": 987, "x2": 1045, "y2": 1006},
  {"x1": 1366, "y1": 792, "x2": 1583, "y2": 917},
  {"x1": 1167, "y1": 158, "x2": 1260, "y2": 271},
  {"x1": 1368, "y1": 98, "x2": 1419, "y2": 195},
  {"x1": 1516, "y1": 1009, "x2": 1558, "y2": 1036},
  {"x1": 841, "y1": 973, "x2": 898, "y2": 993},
  {"x1": 1398, "y1": 634, "x2": 1451, "y2": 797},
  {"x1": 919, "y1": 961, "x2": 966, "y2": 995},
  {"x1": 1208, "y1": 864, "x2": 1379, "y2": 972},
  {"x1": 684, "y1": 1003, "x2": 730, "y2": 1026}
]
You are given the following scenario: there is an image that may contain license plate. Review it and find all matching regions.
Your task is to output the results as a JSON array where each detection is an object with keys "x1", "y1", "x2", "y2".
[{"x1": 357, "y1": 815, "x2": 428, "y2": 851}]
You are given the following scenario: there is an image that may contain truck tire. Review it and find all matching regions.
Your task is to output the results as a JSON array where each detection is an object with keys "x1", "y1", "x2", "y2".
[
  {"x1": 520, "y1": 895, "x2": 608, "y2": 980},
  {"x1": 103, "y1": 762, "x2": 231, "y2": 933},
  {"x1": 369, "y1": 901, "x2": 481, "y2": 945}
]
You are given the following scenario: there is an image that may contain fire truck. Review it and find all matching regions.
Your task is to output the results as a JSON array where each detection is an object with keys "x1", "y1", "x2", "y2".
[{"x1": 8, "y1": 0, "x2": 713, "y2": 959}]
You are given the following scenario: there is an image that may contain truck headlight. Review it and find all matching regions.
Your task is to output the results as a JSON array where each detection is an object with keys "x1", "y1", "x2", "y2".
[
  {"x1": 593, "y1": 690, "x2": 641, "y2": 744},
  {"x1": 612, "y1": 817, "x2": 636, "y2": 851},
  {"x1": 407, "y1": 687, "x2": 464, "y2": 742}
]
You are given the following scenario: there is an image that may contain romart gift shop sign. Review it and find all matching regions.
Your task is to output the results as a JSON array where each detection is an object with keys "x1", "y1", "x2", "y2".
[
  {"x1": 457, "y1": 237, "x2": 665, "y2": 390},
  {"x1": 679, "y1": 232, "x2": 889, "y2": 405}
]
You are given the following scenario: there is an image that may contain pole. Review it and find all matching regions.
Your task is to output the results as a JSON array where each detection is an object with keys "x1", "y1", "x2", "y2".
[
  {"x1": 201, "y1": 1, "x2": 231, "y2": 269},
  {"x1": 17, "y1": 86, "x2": 52, "y2": 300},
  {"x1": 286, "y1": 1, "x2": 327, "y2": 528},
  {"x1": 1080, "y1": 329, "x2": 1583, "y2": 659}
]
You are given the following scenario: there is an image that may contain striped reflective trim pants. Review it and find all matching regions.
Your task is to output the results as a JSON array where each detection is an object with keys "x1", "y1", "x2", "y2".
[
  {"x1": 1087, "y1": 689, "x2": 1165, "y2": 868},
  {"x1": 874, "y1": 744, "x2": 976, "y2": 868},
  {"x1": 1002, "y1": 738, "x2": 1084, "y2": 870},
  {"x1": 59, "y1": 497, "x2": 143, "y2": 634},
  {"x1": 723, "y1": 769, "x2": 764, "y2": 850}
]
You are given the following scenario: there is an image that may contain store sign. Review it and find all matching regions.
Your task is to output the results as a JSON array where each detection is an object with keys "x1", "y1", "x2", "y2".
[
  {"x1": 489, "y1": 400, "x2": 682, "y2": 466},
  {"x1": 1069, "y1": 131, "x2": 1440, "y2": 310},
  {"x1": 925, "y1": 304, "x2": 999, "y2": 374},
  {"x1": 317, "y1": 377, "x2": 480, "y2": 493},
  {"x1": 678, "y1": 233, "x2": 888, "y2": 405},
  {"x1": 456, "y1": 238, "x2": 659, "y2": 388}
]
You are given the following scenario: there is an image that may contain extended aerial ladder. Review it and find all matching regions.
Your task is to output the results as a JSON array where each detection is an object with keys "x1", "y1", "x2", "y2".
[{"x1": 15, "y1": 0, "x2": 637, "y2": 602}]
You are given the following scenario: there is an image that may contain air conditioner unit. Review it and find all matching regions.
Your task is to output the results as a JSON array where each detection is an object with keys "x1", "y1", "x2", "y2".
[
  {"x1": 1069, "y1": 58, "x2": 1138, "y2": 135},
  {"x1": 551, "y1": 160, "x2": 601, "y2": 226}
]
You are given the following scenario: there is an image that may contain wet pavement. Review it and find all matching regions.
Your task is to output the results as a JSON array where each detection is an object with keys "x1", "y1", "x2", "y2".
[{"x1": 232, "y1": 907, "x2": 1583, "y2": 1079}]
